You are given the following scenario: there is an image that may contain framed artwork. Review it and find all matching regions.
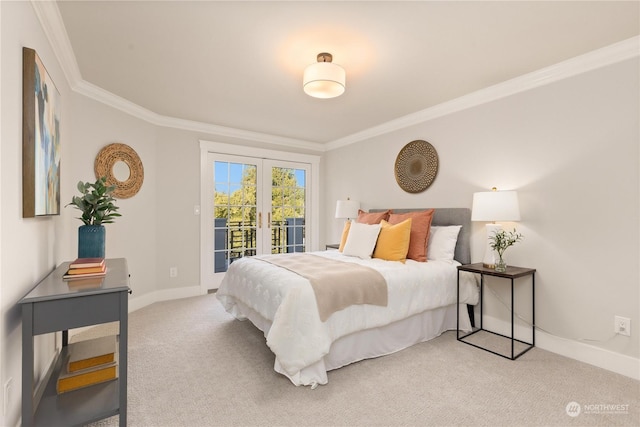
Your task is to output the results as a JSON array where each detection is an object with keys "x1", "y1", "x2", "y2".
[{"x1": 22, "y1": 47, "x2": 61, "y2": 217}]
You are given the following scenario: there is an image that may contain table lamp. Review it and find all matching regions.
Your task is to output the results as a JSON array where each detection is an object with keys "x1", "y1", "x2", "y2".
[
  {"x1": 471, "y1": 188, "x2": 520, "y2": 268},
  {"x1": 335, "y1": 198, "x2": 360, "y2": 221}
]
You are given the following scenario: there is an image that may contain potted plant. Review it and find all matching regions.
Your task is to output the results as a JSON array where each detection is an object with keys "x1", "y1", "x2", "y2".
[
  {"x1": 67, "y1": 176, "x2": 121, "y2": 258},
  {"x1": 489, "y1": 228, "x2": 523, "y2": 272}
]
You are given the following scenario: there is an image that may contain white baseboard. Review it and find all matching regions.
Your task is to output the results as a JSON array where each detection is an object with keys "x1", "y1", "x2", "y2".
[
  {"x1": 535, "y1": 330, "x2": 639, "y2": 380},
  {"x1": 128, "y1": 285, "x2": 205, "y2": 313},
  {"x1": 481, "y1": 315, "x2": 640, "y2": 380}
]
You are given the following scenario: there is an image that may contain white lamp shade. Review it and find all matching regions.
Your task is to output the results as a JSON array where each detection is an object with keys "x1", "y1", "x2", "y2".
[
  {"x1": 335, "y1": 199, "x2": 360, "y2": 219},
  {"x1": 471, "y1": 190, "x2": 520, "y2": 222},
  {"x1": 303, "y1": 62, "x2": 346, "y2": 99}
]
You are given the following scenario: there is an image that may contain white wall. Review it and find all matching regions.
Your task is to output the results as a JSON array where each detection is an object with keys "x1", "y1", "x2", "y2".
[
  {"x1": 1, "y1": 2, "x2": 71, "y2": 425},
  {"x1": 1, "y1": 4, "x2": 159, "y2": 424},
  {"x1": 66, "y1": 94, "x2": 158, "y2": 298},
  {"x1": 154, "y1": 128, "x2": 201, "y2": 294},
  {"x1": 322, "y1": 58, "x2": 639, "y2": 374}
]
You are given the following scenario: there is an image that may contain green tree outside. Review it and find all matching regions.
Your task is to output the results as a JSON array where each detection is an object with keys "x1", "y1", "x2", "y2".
[{"x1": 214, "y1": 166, "x2": 304, "y2": 223}]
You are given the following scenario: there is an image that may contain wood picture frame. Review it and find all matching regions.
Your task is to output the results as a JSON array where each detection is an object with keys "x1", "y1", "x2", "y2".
[{"x1": 22, "y1": 47, "x2": 61, "y2": 218}]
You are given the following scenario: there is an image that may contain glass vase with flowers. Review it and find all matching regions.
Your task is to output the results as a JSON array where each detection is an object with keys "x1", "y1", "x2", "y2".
[{"x1": 489, "y1": 228, "x2": 523, "y2": 272}]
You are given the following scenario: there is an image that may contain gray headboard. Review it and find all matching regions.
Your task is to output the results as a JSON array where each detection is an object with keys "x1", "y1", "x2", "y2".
[{"x1": 370, "y1": 208, "x2": 471, "y2": 265}]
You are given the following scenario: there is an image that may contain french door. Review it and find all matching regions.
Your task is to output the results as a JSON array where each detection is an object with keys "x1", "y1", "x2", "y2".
[{"x1": 202, "y1": 152, "x2": 311, "y2": 290}]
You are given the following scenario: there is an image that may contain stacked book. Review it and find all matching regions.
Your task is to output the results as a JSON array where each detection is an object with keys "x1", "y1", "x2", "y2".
[
  {"x1": 63, "y1": 258, "x2": 106, "y2": 281},
  {"x1": 57, "y1": 335, "x2": 119, "y2": 394}
]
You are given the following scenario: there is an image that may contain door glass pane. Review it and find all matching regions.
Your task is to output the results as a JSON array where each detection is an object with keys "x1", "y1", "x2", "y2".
[
  {"x1": 271, "y1": 166, "x2": 306, "y2": 254},
  {"x1": 213, "y1": 161, "x2": 257, "y2": 273}
]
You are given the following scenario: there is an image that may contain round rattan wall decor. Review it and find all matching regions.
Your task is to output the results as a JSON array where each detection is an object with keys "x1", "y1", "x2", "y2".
[
  {"x1": 394, "y1": 140, "x2": 438, "y2": 193},
  {"x1": 94, "y1": 143, "x2": 144, "y2": 199}
]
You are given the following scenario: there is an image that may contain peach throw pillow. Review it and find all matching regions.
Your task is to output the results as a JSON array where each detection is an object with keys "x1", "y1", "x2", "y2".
[
  {"x1": 357, "y1": 209, "x2": 390, "y2": 224},
  {"x1": 388, "y1": 209, "x2": 435, "y2": 262},
  {"x1": 373, "y1": 219, "x2": 412, "y2": 262}
]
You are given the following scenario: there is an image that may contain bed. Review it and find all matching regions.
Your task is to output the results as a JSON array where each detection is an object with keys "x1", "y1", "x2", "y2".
[{"x1": 216, "y1": 208, "x2": 478, "y2": 387}]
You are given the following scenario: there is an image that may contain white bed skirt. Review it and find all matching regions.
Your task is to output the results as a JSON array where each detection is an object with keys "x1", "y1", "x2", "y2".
[{"x1": 226, "y1": 301, "x2": 472, "y2": 387}]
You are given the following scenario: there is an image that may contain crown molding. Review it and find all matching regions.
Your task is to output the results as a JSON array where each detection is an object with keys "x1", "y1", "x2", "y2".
[
  {"x1": 33, "y1": 1, "x2": 638, "y2": 154},
  {"x1": 30, "y1": 0, "x2": 83, "y2": 88},
  {"x1": 325, "y1": 35, "x2": 640, "y2": 151},
  {"x1": 31, "y1": 0, "x2": 325, "y2": 153},
  {"x1": 76, "y1": 79, "x2": 162, "y2": 124},
  {"x1": 76, "y1": 80, "x2": 324, "y2": 152}
]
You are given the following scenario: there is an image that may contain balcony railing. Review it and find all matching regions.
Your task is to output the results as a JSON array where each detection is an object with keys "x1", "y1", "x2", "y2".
[{"x1": 213, "y1": 218, "x2": 305, "y2": 272}]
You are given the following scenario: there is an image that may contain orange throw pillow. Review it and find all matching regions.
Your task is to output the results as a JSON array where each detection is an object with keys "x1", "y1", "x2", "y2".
[
  {"x1": 373, "y1": 219, "x2": 412, "y2": 262},
  {"x1": 357, "y1": 209, "x2": 390, "y2": 224},
  {"x1": 338, "y1": 220, "x2": 351, "y2": 252},
  {"x1": 388, "y1": 209, "x2": 435, "y2": 262}
]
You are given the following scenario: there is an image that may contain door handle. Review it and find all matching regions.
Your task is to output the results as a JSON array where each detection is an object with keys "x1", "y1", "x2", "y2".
[
  {"x1": 258, "y1": 212, "x2": 262, "y2": 228},
  {"x1": 267, "y1": 212, "x2": 271, "y2": 228}
]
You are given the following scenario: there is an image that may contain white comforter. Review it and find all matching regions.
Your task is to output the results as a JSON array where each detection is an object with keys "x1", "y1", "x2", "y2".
[{"x1": 217, "y1": 251, "x2": 478, "y2": 384}]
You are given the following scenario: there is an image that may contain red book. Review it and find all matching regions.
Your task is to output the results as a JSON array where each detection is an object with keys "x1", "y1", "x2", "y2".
[{"x1": 69, "y1": 258, "x2": 105, "y2": 269}]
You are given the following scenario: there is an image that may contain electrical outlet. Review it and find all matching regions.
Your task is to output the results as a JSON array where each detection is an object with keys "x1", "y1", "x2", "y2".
[
  {"x1": 4, "y1": 378, "x2": 12, "y2": 416},
  {"x1": 169, "y1": 267, "x2": 178, "y2": 278},
  {"x1": 614, "y1": 316, "x2": 631, "y2": 336}
]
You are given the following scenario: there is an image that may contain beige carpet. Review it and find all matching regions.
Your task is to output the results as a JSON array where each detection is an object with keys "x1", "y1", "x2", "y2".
[{"x1": 80, "y1": 293, "x2": 639, "y2": 427}]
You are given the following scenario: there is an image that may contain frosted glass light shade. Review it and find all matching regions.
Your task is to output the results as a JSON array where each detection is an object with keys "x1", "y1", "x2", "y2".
[
  {"x1": 303, "y1": 62, "x2": 346, "y2": 99},
  {"x1": 471, "y1": 190, "x2": 520, "y2": 222},
  {"x1": 335, "y1": 199, "x2": 360, "y2": 219}
]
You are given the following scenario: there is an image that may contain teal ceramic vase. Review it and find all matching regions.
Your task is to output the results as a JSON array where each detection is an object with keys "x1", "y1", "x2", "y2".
[{"x1": 78, "y1": 225, "x2": 106, "y2": 258}]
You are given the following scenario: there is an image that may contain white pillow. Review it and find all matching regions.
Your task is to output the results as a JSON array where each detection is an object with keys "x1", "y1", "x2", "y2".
[
  {"x1": 342, "y1": 222, "x2": 382, "y2": 259},
  {"x1": 427, "y1": 225, "x2": 462, "y2": 262}
]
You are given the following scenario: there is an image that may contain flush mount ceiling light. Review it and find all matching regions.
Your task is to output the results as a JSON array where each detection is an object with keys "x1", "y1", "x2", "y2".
[{"x1": 303, "y1": 52, "x2": 346, "y2": 99}]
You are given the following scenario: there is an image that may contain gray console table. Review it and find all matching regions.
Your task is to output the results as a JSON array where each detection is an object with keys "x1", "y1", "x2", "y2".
[{"x1": 20, "y1": 258, "x2": 130, "y2": 426}]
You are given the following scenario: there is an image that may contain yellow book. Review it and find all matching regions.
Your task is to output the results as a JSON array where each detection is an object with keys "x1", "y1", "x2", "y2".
[
  {"x1": 57, "y1": 357, "x2": 118, "y2": 394},
  {"x1": 67, "y1": 335, "x2": 117, "y2": 372},
  {"x1": 66, "y1": 276, "x2": 104, "y2": 291}
]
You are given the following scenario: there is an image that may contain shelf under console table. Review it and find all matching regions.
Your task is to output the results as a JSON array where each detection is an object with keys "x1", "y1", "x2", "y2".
[{"x1": 20, "y1": 258, "x2": 131, "y2": 426}]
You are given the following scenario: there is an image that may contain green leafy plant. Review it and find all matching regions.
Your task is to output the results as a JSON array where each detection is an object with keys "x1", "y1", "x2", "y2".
[
  {"x1": 67, "y1": 177, "x2": 121, "y2": 225},
  {"x1": 489, "y1": 228, "x2": 523, "y2": 259}
]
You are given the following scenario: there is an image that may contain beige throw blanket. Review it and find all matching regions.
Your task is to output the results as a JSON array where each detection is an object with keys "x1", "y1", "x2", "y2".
[{"x1": 257, "y1": 253, "x2": 388, "y2": 322}]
